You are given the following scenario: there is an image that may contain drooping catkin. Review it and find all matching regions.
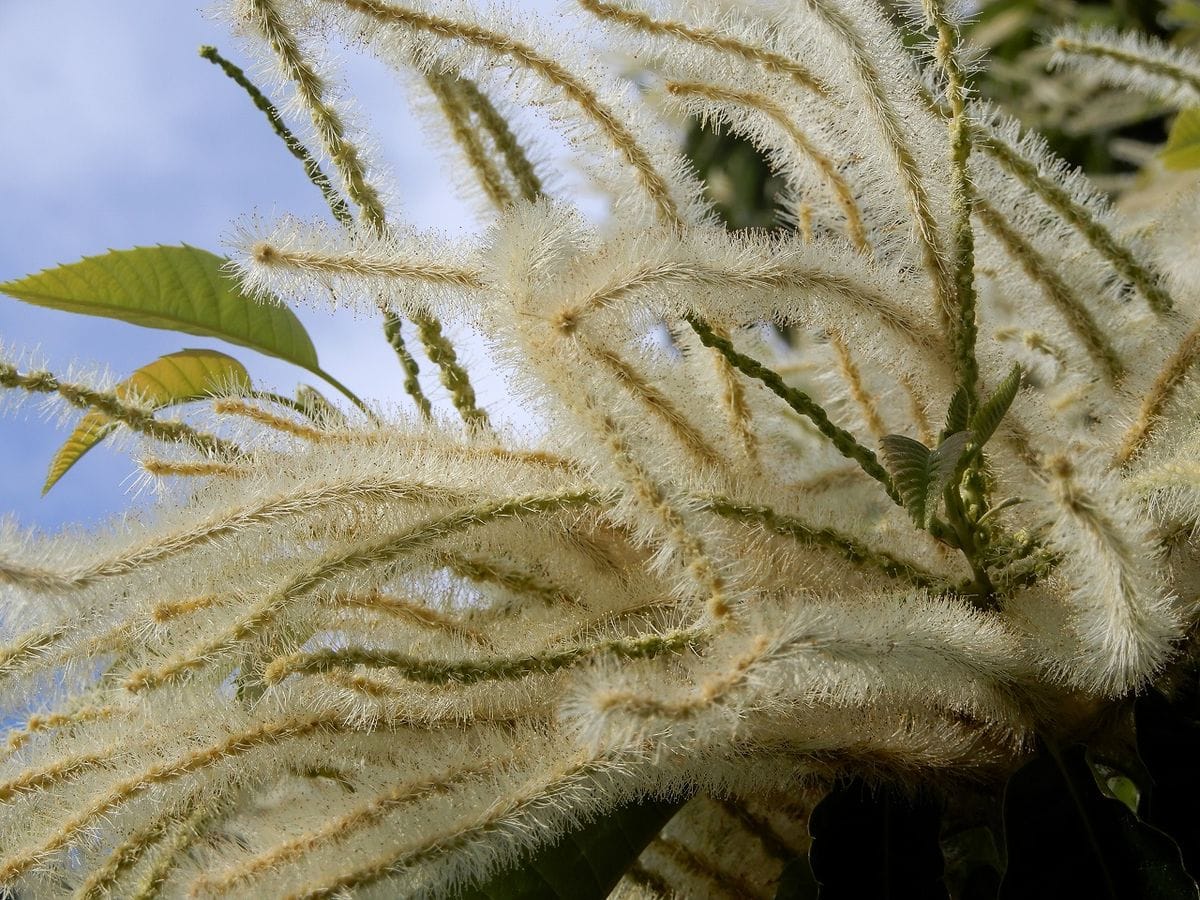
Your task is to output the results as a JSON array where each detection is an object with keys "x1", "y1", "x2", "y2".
[{"x1": 7, "y1": 1, "x2": 1200, "y2": 895}]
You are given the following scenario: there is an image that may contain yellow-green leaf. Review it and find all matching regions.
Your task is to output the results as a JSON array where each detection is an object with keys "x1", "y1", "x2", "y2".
[
  {"x1": 1162, "y1": 108, "x2": 1200, "y2": 171},
  {"x1": 295, "y1": 384, "x2": 347, "y2": 425},
  {"x1": 43, "y1": 349, "x2": 251, "y2": 494},
  {"x1": 1, "y1": 245, "x2": 318, "y2": 371}
]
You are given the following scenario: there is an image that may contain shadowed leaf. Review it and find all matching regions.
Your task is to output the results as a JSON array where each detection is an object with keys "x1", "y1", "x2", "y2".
[
  {"x1": 43, "y1": 349, "x2": 250, "y2": 493},
  {"x1": 809, "y1": 779, "x2": 947, "y2": 899},
  {"x1": 881, "y1": 432, "x2": 971, "y2": 528},
  {"x1": 1000, "y1": 745, "x2": 1196, "y2": 899},
  {"x1": 1137, "y1": 689, "x2": 1200, "y2": 880},
  {"x1": 296, "y1": 384, "x2": 347, "y2": 425}
]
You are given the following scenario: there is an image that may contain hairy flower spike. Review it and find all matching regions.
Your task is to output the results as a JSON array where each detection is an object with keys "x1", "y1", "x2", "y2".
[
  {"x1": 240, "y1": 0, "x2": 483, "y2": 423},
  {"x1": 5, "y1": 1, "x2": 1200, "y2": 896}
]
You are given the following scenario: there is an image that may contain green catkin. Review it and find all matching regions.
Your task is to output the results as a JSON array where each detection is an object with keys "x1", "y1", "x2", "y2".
[
  {"x1": 425, "y1": 70, "x2": 515, "y2": 208},
  {"x1": 123, "y1": 491, "x2": 606, "y2": 691},
  {"x1": 587, "y1": 341, "x2": 724, "y2": 467},
  {"x1": 245, "y1": 0, "x2": 484, "y2": 424},
  {"x1": 193, "y1": 762, "x2": 497, "y2": 895},
  {"x1": 684, "y1": 318, "x2": 902, "y2": 507},
  {"x1": 664, "y1": 80, "x2": 871, "y2": 254},
  {"x1": 333, "y1": 0, "x2": 685, "y2": 230},
  {"x1": 383, "y1": 312, "x2": 433, "y2": 420},
  {"x1": 454, "y1": 77, "x2": 545, "y2": 201},
  {"x1": 973, "y1": 125, "x2": 1173, "y2": 315},
  {"x1": 414, "y1": 311, "x2": 491, "y2": 429},
  {"x1": 128, "y1": 801, "x2": 215, "y2": 900},
  {"x1": 75, "y1": 795, "x2": 203, "y2": 900},
  {"x1": 439, "y1": 551, "x2": 580, "y2": 608},
  {"x1": 0, "y1": 362, "x2": 236, "y2": 458},
  {"x1": 1054, "y1": 33, "x2": 1200, "y2": 96},
  {"x1": 577, "y1": 0, "x2": 830, "y2": 97},
  {"x1": 199, "y1": 45, "x2": 354, "y2": 228},
  {"x1": 922, "y1": 0, "x2": 979, "y2": 410},
  {"x1": 1115, "y1": 323, "x2": 1200, "y2": 466},
  {"x1": 289, "y1": 758, "x2": 630, "y2": 898},
  {"x1": 799, "y1": 0, "x2": 957, "y2": 338},
  {"x1": 0, "y1": 714, "x2": 345, "y2": 883},
  {"x1": 263, "y1": 628, "x2": 704, "y2": 684},
  {"x1": 698, "y1": 496, "x2": 943, "y2": 588}
]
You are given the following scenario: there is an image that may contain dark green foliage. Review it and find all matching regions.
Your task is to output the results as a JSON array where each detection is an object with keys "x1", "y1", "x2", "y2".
[
  {"x1": 808, "y1": 780, "x2": 947, "y2": 900},
  {"x1": 1138, "y1": 687, "x2": 1200, "y2": 880},
  {"x1": 762, "y1": 689, "x2": 1200, "y2": 900},
  {"x1": 880, "y1": 431, "x2": 972, "y2": 528},
  {"x1": 1000, "y1": 744, "x2": 1195, "y2": 899},
  {"x1": 939, "y1": 788, "x2": 1007, "y2": 900},
  {"x1": 968, "y1": 367, "x2": 1022, "y2": 452},
  {"x1": 684, "y1": 124, "x2": 785, "y2": 230}
]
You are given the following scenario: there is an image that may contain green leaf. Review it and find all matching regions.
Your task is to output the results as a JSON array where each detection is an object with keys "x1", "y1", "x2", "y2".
[
  {"x1": 0, "y1": 245, "x2": 318, "y2": 371},
  {"x1": 43, "y1": 349, "x2": 250, "y2": 493},
  {"x1": 1162, "y1": 108, "x2": 1200, "y2": 171},
  {"x1": 1097, "y1": 771, "x2": 1142, "y2": 816},
  {"x1": 944, "y1": 386, "x2": 970, "y2": 437},
  {"x1": 940, "y1": 786, "x2": 1007, "y2": 900},
  {"x1": 880, "y1": 432, "x2": 971, "y2": 528},
  {"x1": 1000, "y1": 745, "x2": 1197, "y2": 899},
  {"x1": 969, "y1": 366, "x2": 1022, "y2": 451},
  {"x1": 295, "y1": 384, "x2": 347, "y2": 425},
  {"x1": 1084, "y1": 702, "x2": 1151, "y2": 818},
  {"x1": 458, "y1": 796, "x2": 684, "y2": 899}
]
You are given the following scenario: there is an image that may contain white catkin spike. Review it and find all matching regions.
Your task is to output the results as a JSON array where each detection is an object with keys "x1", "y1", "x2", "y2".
[
  {"x1": 1028, "y1": 456, "x2": 1182, "y2": 694},
  {"x1": 1050, "y1": 27, "x2": 1200, "y2": 110},
  {"x1": 5, "y1": 0, "x2": 1200, "y2": 895}
]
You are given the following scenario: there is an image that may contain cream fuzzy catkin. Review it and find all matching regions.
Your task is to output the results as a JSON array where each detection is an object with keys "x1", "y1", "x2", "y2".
[{"x1": 2, "y1": 0, "x2": 1200, "y2": 896}]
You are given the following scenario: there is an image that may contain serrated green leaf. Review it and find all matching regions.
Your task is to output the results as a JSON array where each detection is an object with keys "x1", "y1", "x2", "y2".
[
  {"x1": 0, "y1": 245, "x2": 318, "y2": 371},
  {"x1": 880, "y1": 432, "x2": 971, "y2": 528},
  {"x1": 970, "y1": 366, "x2": 1022, "y2": 451},
  {"x1": 1163, "y1": 108, "x2": 1200, "y2": 171},
  {"x1": 43, "y1": 349, "x2": 250, "y2": 493},
  {"x1": 944, "y1": 386, "x2": 971, "y2": 437},
  {"x1": 881, "y1": 435, "x2": 935, "y2": 526},
  {"x1": 458, "y1": 796, "x2": 683, "y2": 899}
]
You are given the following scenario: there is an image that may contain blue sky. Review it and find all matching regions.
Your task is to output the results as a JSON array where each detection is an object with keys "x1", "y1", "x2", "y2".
[{"x1": 0, "y1": 2, "x2": 561, "y2": 532}]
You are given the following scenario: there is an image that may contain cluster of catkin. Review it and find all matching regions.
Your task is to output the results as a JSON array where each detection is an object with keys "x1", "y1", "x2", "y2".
[{"x1": 3, "y1": 0, "x2": 1200, "y2": 896}]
